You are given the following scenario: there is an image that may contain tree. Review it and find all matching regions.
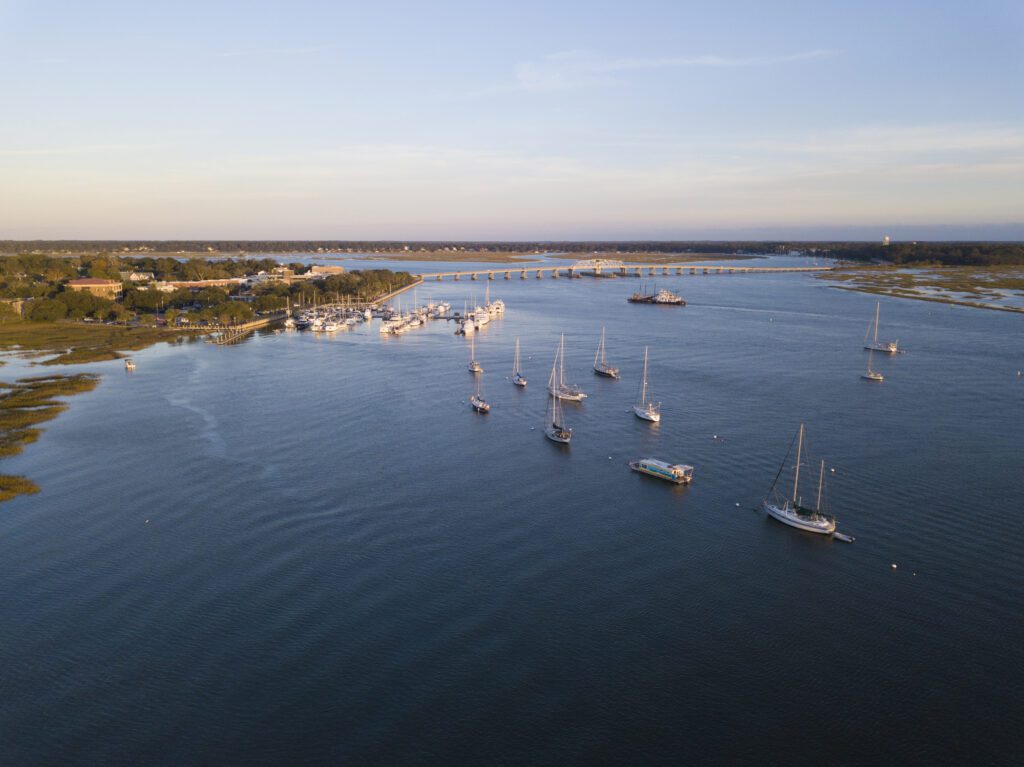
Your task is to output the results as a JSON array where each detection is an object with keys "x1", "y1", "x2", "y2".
[{"x1": 27, "y1": 299, "x2": 68, "y2": 322}]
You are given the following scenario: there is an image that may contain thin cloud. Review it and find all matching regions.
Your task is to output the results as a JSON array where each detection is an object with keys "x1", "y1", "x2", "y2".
[{"x1": 515, "y1": 48, "x2": 841, "y2": 91}]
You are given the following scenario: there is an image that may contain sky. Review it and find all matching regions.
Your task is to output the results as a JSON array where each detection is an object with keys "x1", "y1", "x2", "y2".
[{"x1": 1, "y1": 0, "x2": 1022, "y2": 240}]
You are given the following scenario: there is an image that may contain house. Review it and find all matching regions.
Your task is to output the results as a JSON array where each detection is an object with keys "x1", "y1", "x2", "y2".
[
  {"x1": 67, "y1": 278, "x2": 123, "y2": 299},
  {"x1": 118, "y1": 271, "x2": 156, "y2": 283}
]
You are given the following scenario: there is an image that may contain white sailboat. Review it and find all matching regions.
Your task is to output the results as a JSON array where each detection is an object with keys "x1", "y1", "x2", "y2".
[
  {"x1": 632, "y1": 346, "x2": 661, "y2": 422},
  {"x1": 468, "y1": 335, "x2": 483, "y2": 374},
  {"x1": 762, "y1": 423, "x2": 836, "y2": 535},
  {"x1": 544, "y1": 349, "x2": 572, "y2": 443},
  {"x1": 548, "y1": 334, "x2": 587, "y2": 401},
  {"x1": 470, "y1": 373, "x2": 490, "y2": 413},
  {"x1": 864, "y1": 301, "x2": 900, "y2": 354},
  {"x1": 593, "y1": 327, "x2": 619, "y2": 378},
  {"x1": 862, "y1": 347, "x2": 884, "y2": 381},
  {"x1": 512, "y1": 338, "x2": 527, "y2": 386}
]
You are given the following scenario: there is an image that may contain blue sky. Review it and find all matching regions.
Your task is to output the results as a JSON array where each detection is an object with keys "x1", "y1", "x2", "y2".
[{"x1": 1, "y1": 0, "x2": 1022, "y2": 239}]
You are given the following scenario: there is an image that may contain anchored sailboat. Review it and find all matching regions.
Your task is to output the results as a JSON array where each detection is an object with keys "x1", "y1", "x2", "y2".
[
  {"x1": 593, "y1": 327, "x2": 620, "y2": 378},
  {"x1": 548, "y1": 334, "x2": 587, "y2": 401},
  {"x1": 632, "y1": 346, "x2": 661, "y2": 422},
  {"x1": 512, "y1": 338, "x2": 527, "y2": 386},
  {"x1": 862, "y1": 347, "x2": 884, "y2": 381},
  {"x1": 470, "y1": 374, "x2": 490, "y2": 413},
  {"x1": 762, "y1": 424, "x2": 836, "y2": 535},
  {"x1": 544, "y1": 347, "x2": 572, "y2": 443},
  {"x1": 864, "y1": 301, "x2": 900, "y2": 354},
  {"x1": 468, "y1": 335, "x2": 483, "y2": 374}
]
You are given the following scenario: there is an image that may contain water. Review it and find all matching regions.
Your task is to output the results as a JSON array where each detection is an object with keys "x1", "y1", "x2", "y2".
[{"x1": 2, "y1": 261, "x2": 1022, "y2": 765}]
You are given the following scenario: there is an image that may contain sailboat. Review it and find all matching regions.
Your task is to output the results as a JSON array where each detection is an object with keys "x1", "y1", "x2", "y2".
[
  {"x1": 632, "y1": 346, "x2": 661, "y2": 422},
  {"x1": 512, "y1": 338, "x2": 527, "y2": 386},
  {"x1": 468, "y1": 335, "x2": 483, "y2": 374},
  {"x1": 470, "y1": 374, "x2": 490, "y2": 413},
  {"x1": 862, "y1": 348, "x2": 884, "y2": 381},
  {"x1": 593, "y1": 327, "x2": 620, "y2": 378},
  {"x1": 544, "y1": 348, "x2": 572, "y2": 443},
  {"x1": 548, "y1": 334, "x2": 587, "y2": 401},
  {"x1": 762, "y1": 424, "x2": 837, "y2": 535},
  {"x1": 864, "y1": 301, "x2": 900, "y2": 354}
]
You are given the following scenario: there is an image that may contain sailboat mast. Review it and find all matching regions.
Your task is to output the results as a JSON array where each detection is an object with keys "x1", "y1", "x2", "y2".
[
  {"x1": 559, "y1": 334, "x2": 566, "y2": 386},
  {"x1": 874, "y1": 302, "x2": 880, "y2": 345},
  {"x1": 595, "y1": 328, "x2": 603, "y2": 367},
  {"x1": 513, "y1": 338, "x2": 520, "y2": 374},
  {"x1": 640, "y1": 346, "x2": 649, "y2": 406},
  {"x1": 792, "y1": 423, "x2": 804, "y2": 505},
  {"x1": 816, "y1": 459, "x2": 825, "y2": 511}
]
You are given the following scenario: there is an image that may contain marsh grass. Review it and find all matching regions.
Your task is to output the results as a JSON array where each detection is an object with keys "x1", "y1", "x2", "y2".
[
  {"x1": 823, "y1": 266, "x2": 1024, "y2": 314},
  {"x1": 0, "y1": 373, "x2": 100, "y2": 501},
  {"x1": 0, "y1": 475, "x2": 40, "y2": 502},
  {"x1": 0, "y1": 320, "x2": 183, "y2": 365}
]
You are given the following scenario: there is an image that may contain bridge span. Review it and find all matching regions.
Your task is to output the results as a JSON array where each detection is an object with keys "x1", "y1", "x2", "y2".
[{"x1": 417, "y1": 259, "x2": 835, "y2": 281}]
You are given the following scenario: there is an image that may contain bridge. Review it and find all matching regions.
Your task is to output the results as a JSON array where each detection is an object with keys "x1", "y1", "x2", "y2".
[{"x1": 417, "y1": 258, "x2": 834, "y2": 281}]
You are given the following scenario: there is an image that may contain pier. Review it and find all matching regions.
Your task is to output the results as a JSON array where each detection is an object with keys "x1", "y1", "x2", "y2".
[{"x1": 417, "y1": 259, "x2": 836, "y2": 282}]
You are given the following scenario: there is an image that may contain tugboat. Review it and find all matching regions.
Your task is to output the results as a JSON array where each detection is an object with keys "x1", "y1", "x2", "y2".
[{"x1": 627, "y1": 284, "x2": 685, "y2": 305}]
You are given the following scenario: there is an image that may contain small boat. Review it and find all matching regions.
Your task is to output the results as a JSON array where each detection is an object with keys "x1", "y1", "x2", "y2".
[
  {"x1": 470, "y1": 375, "x2": 490, "y2": 413},
  {"x1": 593, "y1": 326, "x2": 619, "y2": 378},
  {"x1": 468, "y1": 336, "x2": 483, "y2": 374},
  {"x1": 512, "y1": 338, "x2": 527, "y2": 386},
  {"x1": 548, "y1": 334, "x2": 587, "y2": 401},
  {"x1": 544, "y1": 349, "x2": 572, "y2": 443},
  {"x1": 864, "y1": 301, "x2": 900, "y2": 354},
  {"x1": 762, "y1": 423, "x2": 837, "y2": 535},
  {"x1": 629, "y1": 458, "x2": 693, "y2": 484},
  {"x1": 364, "y1": 308, "x2": 373, "y2": 320},
  {"x1": 124, "y1": 358, "x2": 136, "y2": 371},
  {"x1": 632, "y1": 346, "x2": 661, "y2": 422},
  {"x1": 862, "y1": 348, "x2": 884, "y2": 382}
]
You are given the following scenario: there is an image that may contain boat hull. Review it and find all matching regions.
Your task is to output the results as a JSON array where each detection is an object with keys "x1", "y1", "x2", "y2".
[
  {"x1": 470, "y1": 397, "x2": 490, "y2": 413},
  {"x1": 629, "y1": 460, "x2": 692, "y2": 484},
  {"x1": 862, "y1": 372, "x2": 884, "y2": 381},
  {"x1": 864, "y1": 343, "x2": 898, "y2": 354},
  {"x1": 513, "y1": 374, "x2": 527, "y2": 387},
  {"x1": 633, "y1": 405, "x2": 660, "y2": 422},
  {"x1": 549, "y1": 386, "x2": 587, "y2": 402},
  {"x1": 594, "y1": 365, "x2": 619, "y2": 378},
  {"x1": 544, "y1": 425, "x2": 571, "y2": 443},
  {"x1": 763, "y1": 501, "x2": 835, "y2": 534}
]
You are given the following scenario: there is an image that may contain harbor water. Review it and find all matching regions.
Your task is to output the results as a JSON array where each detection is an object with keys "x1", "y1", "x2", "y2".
[{"x1": 1, "y1": 258, "x2": 1022, "y2": 765}]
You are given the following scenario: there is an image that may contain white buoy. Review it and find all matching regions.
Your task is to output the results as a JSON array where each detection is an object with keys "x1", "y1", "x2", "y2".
[
  {"x1": 735, "y1": 503, "x2": 740, "y2": 507},
  {"x1": 831, "y1": 468, "x2": 836, "y2": 473},
  {"x1": 891, "y1": 563, "x2": 898, "y2": 569}
]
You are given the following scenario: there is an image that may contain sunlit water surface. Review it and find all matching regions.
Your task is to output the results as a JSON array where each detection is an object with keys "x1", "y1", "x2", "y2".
[{"x1": 2, "y1": 258, "x2": 1022, "y2": 765}]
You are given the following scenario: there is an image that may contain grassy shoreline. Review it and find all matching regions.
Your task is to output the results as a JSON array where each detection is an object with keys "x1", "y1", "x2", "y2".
[
  {"x1": 0, "y1": 373, "x2": 100, "y2": 502},
  {"x1": 0, "y1": 321, "x2": 189, "y2": 365},
  {"x1": 822, "y1": 266, "x2": 1024, "y2": 314}
]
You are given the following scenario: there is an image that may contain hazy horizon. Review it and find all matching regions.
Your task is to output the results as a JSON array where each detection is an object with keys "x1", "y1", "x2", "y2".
[{"x1": 1, "y1": 1, "x2": 1021, "y2": 239}]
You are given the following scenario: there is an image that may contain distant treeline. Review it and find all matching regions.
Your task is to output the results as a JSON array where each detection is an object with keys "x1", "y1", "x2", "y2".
[
  {"x1": 798, "y1": 242, "x2": 1024, "y2": 267},
  {"x1": 2, "y1": 240, "x2": 1022, "y2": 266}
]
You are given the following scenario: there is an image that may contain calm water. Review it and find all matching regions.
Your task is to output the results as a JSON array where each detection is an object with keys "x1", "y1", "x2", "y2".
[{"x1": 2, "y1": 260, "x2": 1023, "y2": 765}]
